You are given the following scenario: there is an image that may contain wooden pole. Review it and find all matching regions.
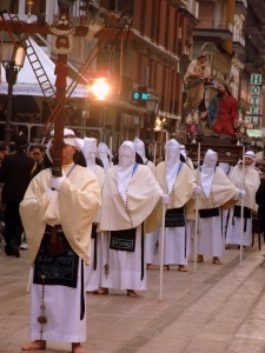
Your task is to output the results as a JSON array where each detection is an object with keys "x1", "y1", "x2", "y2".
[
  {"x1": 51, "y1": 6, "x2": 69, "y2": 176},
  {"x1": 240, "y1": 146, "x2": 246, "y2": 265},
  {"x1": 159, "y1": 132, "x2": 169, "y2": 301},
  {"x1": 153, "y1": 142, "x2": 157, "y2": 165},
  {"x1": 193, "y1": 142, "x2": 201, "y2": 272}
]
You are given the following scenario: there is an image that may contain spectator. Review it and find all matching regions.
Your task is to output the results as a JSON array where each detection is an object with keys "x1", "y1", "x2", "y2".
[
  {"x1": 0, "y1": 132, "x2": 36, "y2": 257},
  {"x1": 31, "y1": 145, "x2": 45, "y2": 173},
  {"x1": 0, "y1": 143, "x2": 8, "y2": 165}
]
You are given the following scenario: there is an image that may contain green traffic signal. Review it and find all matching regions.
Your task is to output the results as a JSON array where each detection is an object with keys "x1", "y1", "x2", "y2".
[{"x1": 132, "y1": 91, "x2": 150, "y2": 100}]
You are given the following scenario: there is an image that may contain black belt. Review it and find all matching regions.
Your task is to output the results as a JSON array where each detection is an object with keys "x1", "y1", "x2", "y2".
[
  {"x1": 199, "y1": 207, "x2": 220, "y2": 218},
  {"x1": 91, "y1": 224, "x2": 97, "y2": 270}
]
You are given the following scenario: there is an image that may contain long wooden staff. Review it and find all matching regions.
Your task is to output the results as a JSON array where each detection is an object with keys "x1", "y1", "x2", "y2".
[
  {"x1": 240, "y1": 146, "x2": 246, "y2": 265},
  {"x1": 159, "y1": 132, "x2": 169, "y2": 301},
  {"x1": 153, "y1": 142, "x2": 157, "y2": 165},
  {"x1": 193, "y1": 143, "x2": 201, "y2": 272}
]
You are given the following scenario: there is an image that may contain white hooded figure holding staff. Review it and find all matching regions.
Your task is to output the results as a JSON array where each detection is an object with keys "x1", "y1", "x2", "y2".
[
  {"x1": 226, "y1": 151, "x2": 260, "y2": 247},
  {"x1": 99, "y1": 141, "x2": 163, "y2": 297},
  {"x1": 19, "y1": 128, "x2": 101, "y2": 353},
  {"x1": 154, "y1": 139, "x2": 196, "y2": 272},
  {"x1": 196, "y1": 149, "x2": 240, "y2": 265},
  {"x1": 82, "y1": 137, "x2": 107, "y2": 295},
  {"x1": 133, "y1": 137, "x2": 156, "y2": 266}
]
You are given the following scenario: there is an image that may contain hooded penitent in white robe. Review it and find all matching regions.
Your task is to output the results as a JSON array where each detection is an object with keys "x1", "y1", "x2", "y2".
[
  {"x1": 82, "y1": 137, "x2": 106, "y2": 291},
  {"x1": 100, "y1": 141, "x2": 163, "y2": 291},
  {"x1": 226, "y1": 152, "x2": 260, "y2": 246},
  {"x1": 133, "y1": 137, "x2": 156, "y2": 173},
  {"x1": 19, "y1": 130, "x2": 101, "y2": 343},
  {"x1": 153, "y1": 139, "x2": 196, "y2": 267},
  {"x1": 97, "y1": 142, "x2": 112, "y2": 170},
  {"x1": 195, "y1": 149, "x2": 238, "y2": 259},
  {"x1": 133, "y1": 137, "x2": 156, "y2": 264}
]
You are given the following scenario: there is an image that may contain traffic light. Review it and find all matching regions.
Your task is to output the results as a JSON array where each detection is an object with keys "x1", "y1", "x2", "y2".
[{"x1": 132, "y1": 86, "x2": 150, "y2": 102}]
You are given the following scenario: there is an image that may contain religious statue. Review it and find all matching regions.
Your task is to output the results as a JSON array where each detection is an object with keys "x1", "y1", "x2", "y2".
[
  {"x1": 206, "y1": 81, "x2": 239, "y2": 137},
  {"x1": 183, "y1": 43, "x2": 240, "y2": 141},
  {"x1": 185, "y1": 111, "x2": 198, "y2": 144},
  {"x1": 184, "y1": 44, "x2": 212, "y2": 113}
]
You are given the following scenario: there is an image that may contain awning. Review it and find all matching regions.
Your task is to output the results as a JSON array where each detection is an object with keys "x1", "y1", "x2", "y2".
[{"x1": 0, "y1": 38, "x2": 88, "y2": 98}]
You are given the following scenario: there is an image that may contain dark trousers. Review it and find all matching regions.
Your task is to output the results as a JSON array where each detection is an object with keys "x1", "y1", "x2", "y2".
[{"x1": 4, "y1": 203, "x2": 23, "y2": 255}]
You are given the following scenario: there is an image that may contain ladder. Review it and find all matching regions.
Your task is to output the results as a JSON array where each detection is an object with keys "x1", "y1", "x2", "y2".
[{"x1": 0, "y1": 10, "x2": 55, "y2": 114}]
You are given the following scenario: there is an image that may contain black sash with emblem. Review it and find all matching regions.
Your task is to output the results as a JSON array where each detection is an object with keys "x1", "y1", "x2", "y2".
[
  {"x1": 110, "y1": 228, "x2": 136, "y2": 252},
  {"x1": 165, "y1": 207, "x2": 185, "y2": 228},
  {"x1": 33, "y1": 225, "x2": 79, "y2": 288}
]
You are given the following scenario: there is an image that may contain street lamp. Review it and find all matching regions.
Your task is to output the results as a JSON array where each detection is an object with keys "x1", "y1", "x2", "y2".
[
  {"x1": 1, "y1": 43, "x2": 26, "y2": 145},
  {"x1": 89, "y1": 77, "x2": 111, "y2": 101}
]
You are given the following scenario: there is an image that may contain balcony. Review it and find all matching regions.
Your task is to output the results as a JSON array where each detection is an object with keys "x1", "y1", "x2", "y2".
[
  {"x1": 233, "y1": 34, "x2": 246, "y2": 54},
  {"x1": 193, "y1": 19, "x2": 233, "y2": 40}
]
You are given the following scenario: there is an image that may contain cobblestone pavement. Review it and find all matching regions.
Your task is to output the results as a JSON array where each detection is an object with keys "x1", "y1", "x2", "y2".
[{"x1": 1, "y1": 240, "x2": 265, "y2": 353}]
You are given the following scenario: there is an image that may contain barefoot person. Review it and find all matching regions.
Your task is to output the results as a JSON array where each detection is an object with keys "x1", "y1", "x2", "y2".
[
  {"x1": 226, "y1": 151, "x2": 260, "y2": 247},
  {"x1": 19, "y1": 128, "x2": 101, "y2": 353},
  {"x1": 100, "y1": 141, "x2": 163, "y2": 297},
  {"x1": 133, "y1": 137, "x2": 156, "y2": 267},
  {"x1": 196, "y1": 149, "x2": 240, "y2": 265},
  {"x1": 82, "y1": 137, "x2": 107, "y2": 295},
  {"x1": 154, "y1": 139, "x2": 196, "y2": 272}
]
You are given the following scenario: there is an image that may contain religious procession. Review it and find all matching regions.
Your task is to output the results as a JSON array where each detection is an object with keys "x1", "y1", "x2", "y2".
[
  {"x1": 0, "y1": 126, "x2": 262, "y2": 353},
  {"x1": 1, "y1": 1, "x2": 265, "y2": 353}
]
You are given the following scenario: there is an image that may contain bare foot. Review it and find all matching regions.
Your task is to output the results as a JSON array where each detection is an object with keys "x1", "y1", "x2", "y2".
[
  {"x1": 147, "y1": 264, "x2": 157, "y2": 270},
  {"x1": 178, "y1": 265, "x2": 188, "y2": 272},
  {"x1": 197, "y1": 254, "x2": 204, "y2": 263},
  {"x1": 92, "y1": 288, "x2": 109, "y2": 295},
  {"x1": 21, "y1": 340, "x2": 46, "y2": 351},
  {"x1": 212, "y1": 257, "x2": 223, "y2": 265},
  {"x1": 127, "y1": 290, "x2": 141, "y2": 298},
  {"x1": 72, "y1": 343, "x2": 85, "y2": 353}
]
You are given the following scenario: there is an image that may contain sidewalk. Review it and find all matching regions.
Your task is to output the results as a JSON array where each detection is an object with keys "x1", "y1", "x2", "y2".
[{"x1": 0, "y1": 243, "x2": 265, "y2": 353}]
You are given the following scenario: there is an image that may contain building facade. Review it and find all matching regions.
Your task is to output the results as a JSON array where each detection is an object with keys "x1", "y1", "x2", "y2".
[{"x1": 1, "y1": 0, "x2": 265, "y2": 150}]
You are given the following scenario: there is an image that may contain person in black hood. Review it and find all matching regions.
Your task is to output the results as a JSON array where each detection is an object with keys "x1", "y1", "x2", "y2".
[{"x1": 0, "y1": 132, "x2": 36, "y2": 257}]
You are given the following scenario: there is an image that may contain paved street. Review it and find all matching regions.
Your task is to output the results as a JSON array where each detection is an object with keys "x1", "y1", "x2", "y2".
[{"x1": 1, "y1": 240, "x2": 265, "y2": 353}]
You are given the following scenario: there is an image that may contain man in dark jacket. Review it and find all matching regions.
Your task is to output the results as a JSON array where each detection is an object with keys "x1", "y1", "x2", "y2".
[{"x1": 0, "y1": 132, "x2": 36, "y2": 257}]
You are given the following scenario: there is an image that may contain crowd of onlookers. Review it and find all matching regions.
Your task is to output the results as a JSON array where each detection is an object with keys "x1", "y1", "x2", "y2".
[{"x1": 0, "y1": 134, "x2": 46, "y2": 258}]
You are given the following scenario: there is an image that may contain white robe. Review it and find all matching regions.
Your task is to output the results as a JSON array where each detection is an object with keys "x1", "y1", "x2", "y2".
[
  {"x1": 225, "y1": 164, "x2": 259, "y2": 247},
  {"x1": 154, "y1": 161, "x2": 196, "y2": 266},
  {"x1": 194, "y1": 167, "x2": 238, "y2": 259},
  {"x1": 20, "y1": 165, "x2": 101, "y2": 343},
  {"x1": 143, "y1": 160, "x2": 156, "y2": 265},
  {"x1": 101, "y1": 226, "x2": 146, "y2": 291},
  {"x1": 99, "y1": 163, "x2": 162, "y2": 291},
  {"x1": 154, "y1": 225, "x2": 189, "y2": 265},
  {"x1": 225, "y1": 209, "x2": 252, "y2": 246},
  {"x1": 85, "y1": 165, "x2": 105, "y2": 291},
  {"x1": 30, "y1": 260, "x2": 86, "y2": 342},
  {"x1": 85, "y1": 234, "x2": 108, "y2": 291},
  {"x1": 198, "y1": 213, "x2": 225, "y2": 257}
]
